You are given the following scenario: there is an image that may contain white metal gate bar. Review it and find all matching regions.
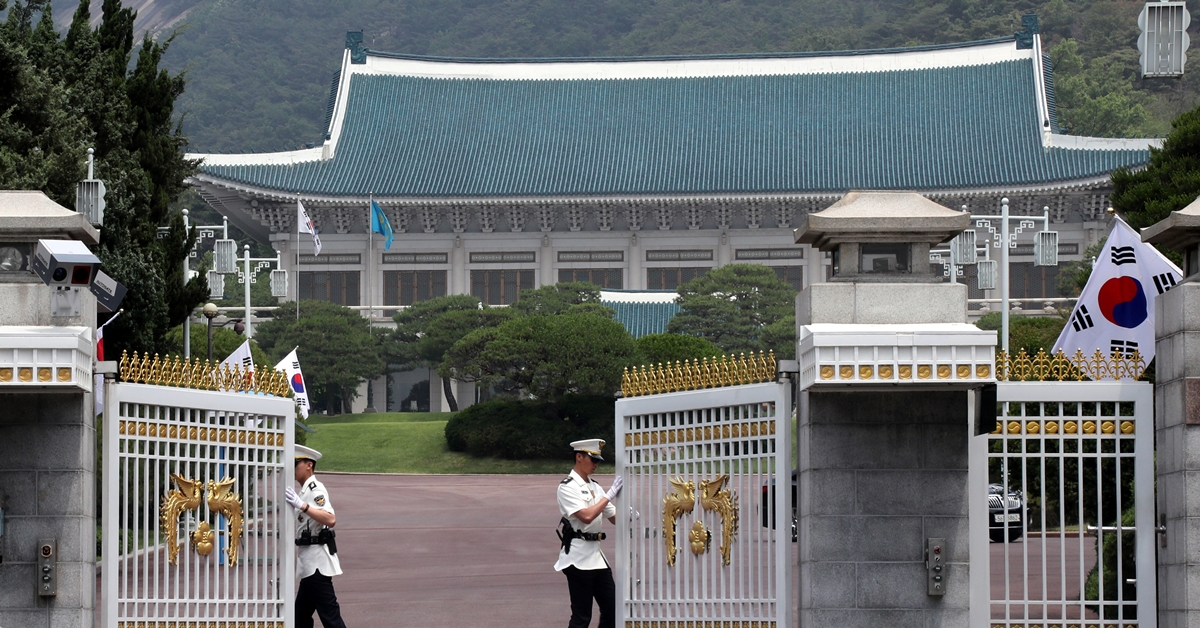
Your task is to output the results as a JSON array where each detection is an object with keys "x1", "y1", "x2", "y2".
[
  {"x1": 973, "y1": 381, "x2": 1155, "y2": 628},
  {"x1": 102, "y1": 381, "x2": 296, "y2": 628},
  {"x1": 616, "y1": 381, "x2": 792, "y2": 628}
]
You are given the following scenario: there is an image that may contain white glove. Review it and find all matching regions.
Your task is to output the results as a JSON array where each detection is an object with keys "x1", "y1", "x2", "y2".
[
  {"x1": 605, "y1": 475, "x2": 623, "y2": 501},
  {"x1": 284, "y1": 487, "x2": 304, "y2": 510}
]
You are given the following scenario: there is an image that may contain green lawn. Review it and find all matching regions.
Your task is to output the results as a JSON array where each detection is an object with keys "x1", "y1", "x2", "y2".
[{"x1": 304, "y1": 412, "x2": 612, "y2": 474}]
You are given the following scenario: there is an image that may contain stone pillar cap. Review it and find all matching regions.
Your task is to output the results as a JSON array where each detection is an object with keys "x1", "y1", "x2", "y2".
[
  {"x1": 0, "y1": 191, "x2": 99, "y2": 244},
  {"x1": 1141, "y1": 194, "x2": 1200, "y2": 249},
  {"x1": 794, "y1": 190, "x2": 970, "y2": 250}
]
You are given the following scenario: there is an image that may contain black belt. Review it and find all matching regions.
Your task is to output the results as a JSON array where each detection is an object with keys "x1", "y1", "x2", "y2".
[
  {"x1": 576, "y1": 531, "x2": 606, "y2": 541},
  {"x1": 558, "y1": 517, "x2": 606, "y2": 553}
]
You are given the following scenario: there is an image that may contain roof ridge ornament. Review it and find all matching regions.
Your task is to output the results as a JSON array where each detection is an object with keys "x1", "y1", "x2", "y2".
[
  {"x1": 346, "y1": 30, "x2": 367, "y2": 64},
  {"x1": 1015, "y1": 13, "x2": 1039, "y2": 50}
]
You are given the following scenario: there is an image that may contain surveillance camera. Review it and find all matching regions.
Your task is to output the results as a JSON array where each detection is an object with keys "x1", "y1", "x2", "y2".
[
  {"x1": 31, "y1": 240, "x2": 101, "y2": 288},
  {"x1": 89, "y1": 269, "x2": 127, "y2": 313}
]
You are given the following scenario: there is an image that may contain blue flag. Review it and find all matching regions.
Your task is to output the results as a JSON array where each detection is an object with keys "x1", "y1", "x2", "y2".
[{"x1": 370, "y1": 200, "x2": 394, "y2": 251}]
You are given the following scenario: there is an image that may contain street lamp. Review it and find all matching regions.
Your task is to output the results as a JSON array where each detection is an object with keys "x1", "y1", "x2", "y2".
[
  {"x1": 161, "y1": 211, "x2": 230, "y2": 358},
  {"x1": 931, "y1": 198, "x2": 1060, "y2": 352},
  {"x1": 202, "y1": 302, "x2": 244, "y2": 362},
  {"x1": 234, "y1": 244, "x2": 288, "y2": 339}
]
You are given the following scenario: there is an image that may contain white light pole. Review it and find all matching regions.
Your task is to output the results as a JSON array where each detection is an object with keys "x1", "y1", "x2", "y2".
[
  {"x1": 930, "y1": 199, "x2": 1058, "y2": 352},
  {"x1": 168, "y1": 211, "x2": 229, "y2": 358},
  {"x1": 236, "y1": 244, "x2": 287, "y2": 339}
]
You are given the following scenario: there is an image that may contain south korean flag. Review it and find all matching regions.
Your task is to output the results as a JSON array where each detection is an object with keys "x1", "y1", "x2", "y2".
[
  {"x1": 274, "y1": 348, "x2": 311, "y2": 419},
  {"x1": 1053, "y1": 218, "x2": 1182, "y2": 378}
]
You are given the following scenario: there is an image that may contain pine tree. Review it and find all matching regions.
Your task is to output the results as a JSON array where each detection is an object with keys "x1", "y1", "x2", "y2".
[
  {"x1": 1111, "y1": 105, "x2": 1200, "y2": 230},
  {"x1": 0, "y1": 0, "x2": 207, "y2": 356}
]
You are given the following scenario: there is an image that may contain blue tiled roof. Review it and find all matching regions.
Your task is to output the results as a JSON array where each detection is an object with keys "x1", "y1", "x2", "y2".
[
  {"x1": 198, "y1": 45, "x2": 1150, "y2": 198},
  {"x1": 603, "y1": 299, "x2": 681, "y2": 338}
]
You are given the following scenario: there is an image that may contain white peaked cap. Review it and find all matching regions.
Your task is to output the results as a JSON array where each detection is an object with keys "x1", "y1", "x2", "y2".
[
  {"x1": 571, "y1": 438, "x2": 606, "y2": 460},
  {"x1": 295, "y1": 444, "x2": 323, "y2": 462}
]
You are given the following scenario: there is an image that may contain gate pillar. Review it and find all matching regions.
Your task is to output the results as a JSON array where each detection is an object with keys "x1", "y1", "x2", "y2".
[
  {"x1": 0, "y1": 191, "x2": 101, "y2": 628},
  {"x1": 794, "y1": 192, "x2": 994, "y2": 626},
  {"x1": 1143, "y1": 199, "x2": 1200, "y2": 628}
]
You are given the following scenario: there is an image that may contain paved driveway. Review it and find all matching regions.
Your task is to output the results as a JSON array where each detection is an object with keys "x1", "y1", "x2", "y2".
[
  {"x1": 328, "y1": 473, "x2": 807, "y2": 627},
  {"x1": 325, "y1": 472, "x2": 614, "y2": 627}
]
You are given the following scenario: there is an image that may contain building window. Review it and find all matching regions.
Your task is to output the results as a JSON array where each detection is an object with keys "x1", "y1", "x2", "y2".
[
  {"x1": 558, "y1": 268, "x2": 623, "y2": 288},
  {"x1": 647, "y1": 267, "x2": 709, "y2": 290},
  {"x1": 299, "y1": 271, "x2": 360, "y2": 306},
  {"x1": 1010, "y1": 262, "x2": 1062, "y2": 299},
  {"x1": 471, "y1": 269, "x2": 535, "y2": 305},
  {"x1": 383, "y1": 270, "x2": 447, "y2": 306},
  {"x1": 771, "y1": 266, "x2": 803, "y2": 291}
]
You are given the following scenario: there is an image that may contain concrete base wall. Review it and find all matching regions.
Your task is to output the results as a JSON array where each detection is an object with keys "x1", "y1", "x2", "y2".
[
  {"x1": 799, "y1": 390, "x2": 970, "y2": 627},
  {"x1": 1154, "y1": 281, "x2": 1200, "y2": 628},
  {"x1": 797, "y1": 282, "x2": 968, "y2": 326},
  {"x1": 0, "y1": 392, "x2": 96, "y2": 628}
]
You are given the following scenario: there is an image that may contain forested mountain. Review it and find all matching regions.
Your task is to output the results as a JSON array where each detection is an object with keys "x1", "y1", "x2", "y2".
[{"x1": 145, "y1": 0, "x2": 1200, "y2": 153}]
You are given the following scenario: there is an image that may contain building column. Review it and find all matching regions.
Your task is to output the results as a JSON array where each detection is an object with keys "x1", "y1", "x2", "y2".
[{"x1": 628, "y1": 233, "x2": 643, "y2": 290}]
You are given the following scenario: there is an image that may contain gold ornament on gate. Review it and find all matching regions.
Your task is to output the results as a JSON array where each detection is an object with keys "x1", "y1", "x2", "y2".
[
  {"x1": 621, "y1": 350, "x2": 777, "y2": 397},
  {"x1": 689, "y1": 521, "x2": 711, "y2": 556},
  {"x1": 118, "y1": 350, "x2": 292, "y2": 397},
  {"x1": 662, "y1": 477, "x2": 696, "y2": 567},
  {"x1": 700, "y1": 475, "x2": 739, "y2": 566},
  {"x1": 160, "y1": 475, "x2": 245, "y2": 566},
  {"x1": 161, "y1": 475, "x2": 205, "y2": 566}
]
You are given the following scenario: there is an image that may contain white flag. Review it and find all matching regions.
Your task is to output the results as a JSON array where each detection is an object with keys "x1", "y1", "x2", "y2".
[
  {"x1": 218, "y1": 340, "x2": 255, "y2": 390},
  {"x1": 274, "y1": 348, "x2": 311, "y2": 419},
  {"x1": 297, "y1": 199, "x2": 322, "y2": 256},
  {"x1": 1053, "y1": 218, "x2": 1182, "y2": 376}
]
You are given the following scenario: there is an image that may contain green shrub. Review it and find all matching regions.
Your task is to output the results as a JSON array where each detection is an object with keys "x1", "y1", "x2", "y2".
[
  {"x1": 636, "y1": 333, "x2": 723, "y2": 366},
  {"x1": 975, "y1": 312, "x2": 1068, "y2": 356},
  {"x1": 445, "y1": 395, "x2": 615, "y2": 460},
  {"x1": 1084, "y1": 505, "x2": 1137, "y2": 619}
]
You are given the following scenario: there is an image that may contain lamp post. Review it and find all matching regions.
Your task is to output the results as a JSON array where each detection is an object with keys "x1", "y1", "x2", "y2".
[
  {"x1": 201, "y1": 302, "x2": 245, "y2": 362},
  {"x1": 235, "y1": 244, "x2": 287, "y2": 339},
  {"x1": 931, "y1": 198, "x2": 1059, "y2": 352},
  {"x1": 162, "y1": 211, "x2": 229, "y2": 358}
]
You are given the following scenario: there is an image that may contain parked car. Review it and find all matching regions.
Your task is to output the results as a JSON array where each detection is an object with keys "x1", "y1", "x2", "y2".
[
  {"x1": 989, "y1": 483, "x2": 1024, "y2": 542},
  {"x1": 761, "y1": 470, "x2": 797, "y2": 541}
]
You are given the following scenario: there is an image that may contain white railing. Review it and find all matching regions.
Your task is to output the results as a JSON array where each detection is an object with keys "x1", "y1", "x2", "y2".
[
  {"x1": 972, "y1": 381, "x2": 1156, "y2": 627},
  {"x1": 101, "y1": 380, "x2": 297, "y2": 628},
  {"x1": 615, "y1": 381, "x2": 793, "y2": 628}
]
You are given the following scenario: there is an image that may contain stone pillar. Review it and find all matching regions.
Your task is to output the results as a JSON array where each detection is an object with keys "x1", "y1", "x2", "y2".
[
  {"x1": 793, "y1": 191, "x2": 990, "y2": 626},
  {"x1": 1143, "y1": 197, "x2": 1200, "y2": 628},
  {"x1": 0, "y1": 393, "x2": 96, "y2": 628},
  {"x1": 0, "y1": 190, "x2": 102, "y2": 628}
]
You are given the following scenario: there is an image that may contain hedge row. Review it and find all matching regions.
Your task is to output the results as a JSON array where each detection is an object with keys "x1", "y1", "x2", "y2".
[{"x1": 444, "y1": 395, "x2": 616, "y2": 460}]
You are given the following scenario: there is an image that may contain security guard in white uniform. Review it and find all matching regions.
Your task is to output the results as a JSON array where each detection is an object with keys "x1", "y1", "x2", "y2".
[
  {"x1": 555, "y1": 439, "x2": 623, "y2": 628},
  {"x1": 285, "y1": 445, "x2": 347, "y2": 628}
]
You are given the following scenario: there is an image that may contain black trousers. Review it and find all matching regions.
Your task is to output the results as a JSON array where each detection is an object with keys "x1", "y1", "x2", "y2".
[
  {"x1": 296, "y1": 571, "x2": 347, "y2": 628},
  {"x1": 563, "y1": 565, "x2": 615, "y2": 628}
]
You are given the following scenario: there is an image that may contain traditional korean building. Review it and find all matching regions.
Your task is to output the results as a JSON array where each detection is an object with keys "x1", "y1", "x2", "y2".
[{"x1": 187, "y1": 25, "x2": 1157, "y2": 411}]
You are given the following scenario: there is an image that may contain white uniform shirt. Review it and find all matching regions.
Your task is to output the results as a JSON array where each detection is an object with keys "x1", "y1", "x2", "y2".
[
  {"x1": 295, "y1": 475, "x2": 343, "y2": 579},
  {"x1": 554, "y1": 470, "x2": 616, "y2": 572}
]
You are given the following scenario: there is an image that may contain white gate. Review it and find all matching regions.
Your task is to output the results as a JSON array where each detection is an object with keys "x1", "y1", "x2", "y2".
[
  {"x1": 101, "y1": 352, "x2": 297, "y2": 628},
  {"x1": 615, "y1": 353, "x2": 793, "y2": 628},
  {"x1": 972, "y1": 354, "x2": 1156, "y2": 627}
]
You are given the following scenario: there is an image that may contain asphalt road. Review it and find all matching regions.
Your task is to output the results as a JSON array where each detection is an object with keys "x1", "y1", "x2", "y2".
[
  {"x1": 325, "y1": 472, "x2": 621, "y2": 627},
  {"x1": 326, "y1": 472, "x2": 807, "y2": 627}
]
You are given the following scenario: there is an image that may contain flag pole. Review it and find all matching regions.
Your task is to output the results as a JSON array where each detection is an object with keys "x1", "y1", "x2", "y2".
[{"x1": 296, "y1": 193, "x2": 301, "y2": 322}]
